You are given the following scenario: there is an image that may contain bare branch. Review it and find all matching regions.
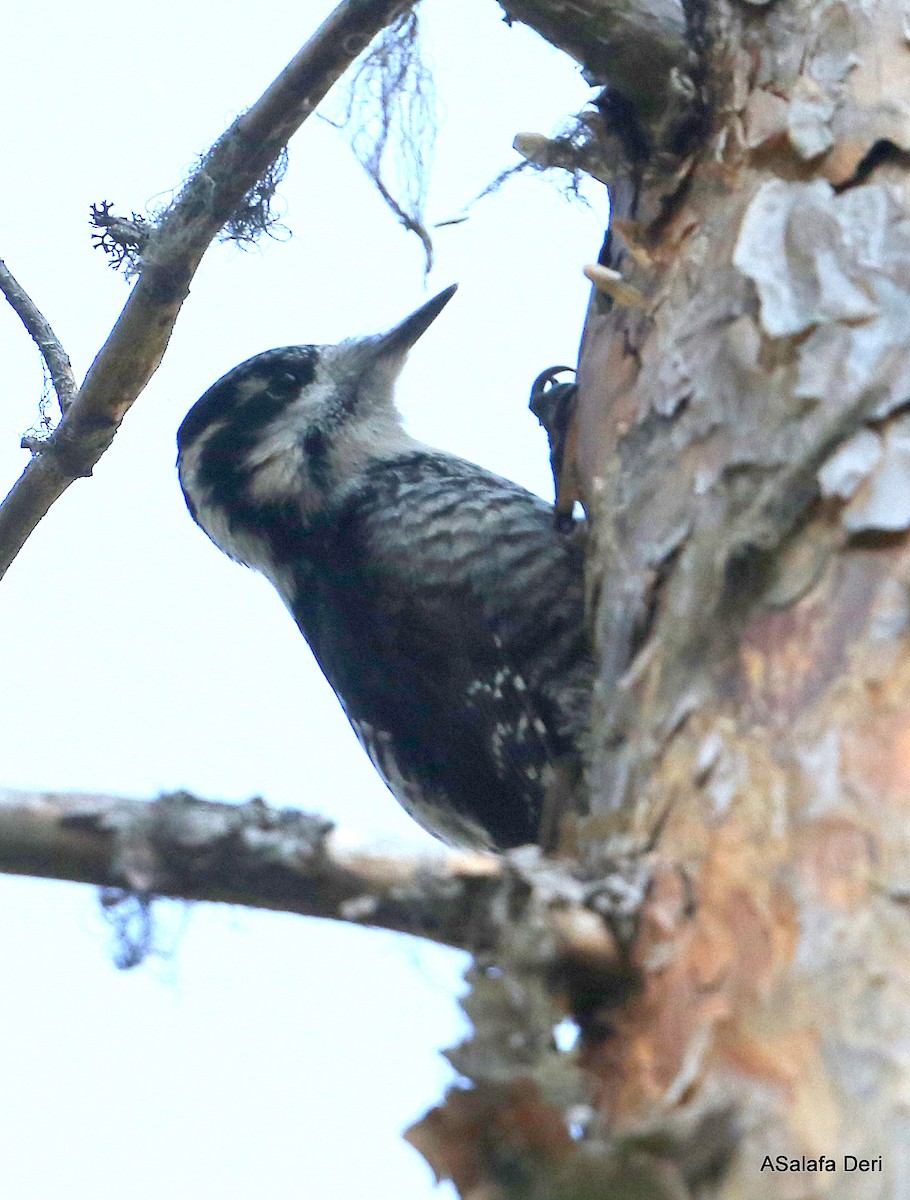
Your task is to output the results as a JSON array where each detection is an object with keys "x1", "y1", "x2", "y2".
[
  {"x1": 0, "y1": 786, "x2": 626, "y2": 960},
  {"x1": 498, "y1": 0, "x2": 691, "y2": 116},
  {"x1": 0, "y1": 0, "x2": 416, "y2": 581},
  {"x1": 0, "y1": 255, "x2": 77, "y2": 419}
]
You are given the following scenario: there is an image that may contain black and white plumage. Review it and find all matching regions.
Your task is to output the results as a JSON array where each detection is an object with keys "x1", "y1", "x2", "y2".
[{"x1": 177, "y1": 286, "x2": 591, "y2": 849}]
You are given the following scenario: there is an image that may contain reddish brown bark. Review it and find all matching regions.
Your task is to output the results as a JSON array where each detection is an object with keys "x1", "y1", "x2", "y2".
[{"x1": 414, "y1": 2, "x2": 910, "y2": 1196}]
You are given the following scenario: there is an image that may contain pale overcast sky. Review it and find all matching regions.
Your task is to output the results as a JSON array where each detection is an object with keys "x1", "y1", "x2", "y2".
[{"x1": 0, "y1": 2, "x2": 604, "y2": 1196}]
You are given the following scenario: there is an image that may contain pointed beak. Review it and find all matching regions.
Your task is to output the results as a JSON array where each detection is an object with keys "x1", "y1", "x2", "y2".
[{"x1": 374, "y1": 284, "x2": 458, "y2": 357}]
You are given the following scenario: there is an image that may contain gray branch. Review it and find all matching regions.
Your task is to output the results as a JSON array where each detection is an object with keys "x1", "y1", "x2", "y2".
[
  {"x1": 0, "y1": 256, "x2": 77, "y2": 418},
  {"x1": 0, "y1": 788, "x2": 623, "y2": 958},
  {"x1": 0, "y1": 0, "x2": 416, "y2": 581}
]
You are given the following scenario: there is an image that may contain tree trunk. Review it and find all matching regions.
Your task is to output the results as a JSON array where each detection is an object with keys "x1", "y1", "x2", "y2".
[{"x1": 412, "y1": 1, "x2": 910, "y2": 1195}]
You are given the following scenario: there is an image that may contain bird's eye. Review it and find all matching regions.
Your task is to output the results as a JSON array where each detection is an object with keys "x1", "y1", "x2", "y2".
[{"x1": 272, "y1": 371, "x2": 301, "y2": 395}]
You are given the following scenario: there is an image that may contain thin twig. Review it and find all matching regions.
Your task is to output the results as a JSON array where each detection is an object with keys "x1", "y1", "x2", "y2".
[
  {"x1": 0, "y1": 0, "x2": 416, "y2": 581},
  {"x1": 0, "y1": 255, "x2": 77, "y2": 418}
]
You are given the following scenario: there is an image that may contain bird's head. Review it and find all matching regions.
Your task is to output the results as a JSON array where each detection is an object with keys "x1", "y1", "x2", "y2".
[{"x1": 177, "y1": 285, "x2": 457, "y2": 545}]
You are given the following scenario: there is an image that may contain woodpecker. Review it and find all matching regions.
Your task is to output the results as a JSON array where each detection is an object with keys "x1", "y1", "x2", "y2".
[{"x1": 177, "y1": 286, "x2": 591, "y2": 849}]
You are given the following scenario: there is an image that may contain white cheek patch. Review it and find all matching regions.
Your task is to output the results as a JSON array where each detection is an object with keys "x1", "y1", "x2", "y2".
[
  {"x1": 178, "y1": 421, "x2": 296, "y2": 586},
  {"x1": 241, "y1": 376, "x2": 334, "y2": 509},
  {"x1": 243, "y1": 421, "x2": 302, "y2": 471},
  {"x1": 244, "y1": 439, "x2": 306, "y2": 505}
]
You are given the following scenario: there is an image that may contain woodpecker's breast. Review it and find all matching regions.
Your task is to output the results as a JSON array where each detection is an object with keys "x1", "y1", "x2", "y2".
[{"x1": 275, "y1": 450, "x2": 591, "y2": 847}]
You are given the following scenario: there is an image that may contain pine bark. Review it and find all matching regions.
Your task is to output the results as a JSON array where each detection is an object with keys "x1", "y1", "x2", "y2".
[{"x1": 413, "y1": 1, "x2": 910, "y2": 1196}]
